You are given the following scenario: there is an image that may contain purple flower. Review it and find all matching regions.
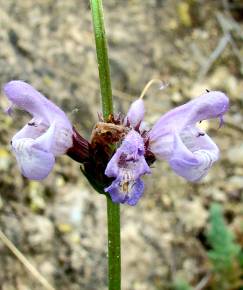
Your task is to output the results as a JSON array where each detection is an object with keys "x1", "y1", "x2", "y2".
[
  {"x1": 124, "y1": 99, "x2": 144, "y2": 128},
  {"x1": 3, "y1": 80, "x2": 229, "y2": 205},
  {"x1": 149, "y1": 91, "x2": 229, "y2": 181},
  {"x1": 105, "y1": 91, "x2": 229, "y2": 205},
  {"x1": 3, "y1": 80, "x2": 73, "y2": 180},
  {"x1": 105, "y1": 129, "x2": 151, "y2": 205}
]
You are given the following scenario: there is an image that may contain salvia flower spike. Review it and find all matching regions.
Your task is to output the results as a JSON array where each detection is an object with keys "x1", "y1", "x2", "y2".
[{"x1": 3, "y1": 80, "x2": 229, "y2": 206}]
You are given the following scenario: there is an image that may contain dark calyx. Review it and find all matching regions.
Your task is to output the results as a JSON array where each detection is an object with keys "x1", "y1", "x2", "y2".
[{"x1": 67, "y1": 114, "x2": 155, "y2": 194}]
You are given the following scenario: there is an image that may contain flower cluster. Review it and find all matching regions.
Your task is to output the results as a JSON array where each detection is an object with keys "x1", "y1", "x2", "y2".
[
  {"x1": 103, "y1": 91, "x2": 229, "y2": 205},
  {"x1": 3, "y1": 80, "x2": 229, "y2": 205}
]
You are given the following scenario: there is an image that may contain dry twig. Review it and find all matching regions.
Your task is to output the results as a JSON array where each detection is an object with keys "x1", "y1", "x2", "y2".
[
  {"x1": 195, "y1": 273, "x2": 211, "y2": 290},
  {"x1": 0, "y1": 229, "x2": 56, "y2": 290}
]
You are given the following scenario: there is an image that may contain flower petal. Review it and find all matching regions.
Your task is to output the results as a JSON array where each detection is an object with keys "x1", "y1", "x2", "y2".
[
  {"x1": 4, "y1": 81, "x2": 75, "y2": 180},
  {"x1": 149, "y1": 91, "x2": 228, "y2": 161},
  {"x1": 105, "y1": 130, "x2": 150, "y2": 205},
  {"x1": 104, "y1": 149, "x2": 119, "y2": 178},
  {"x1": 3, "y1": 80, "x2": 72, "y2": 129},
  {"x1": 106, "y1": 178, "x2": 144, "y2": 206},
  {"x1": 12, "y1": 138, "x2": 55, "y2": 180},
  {"x1": 169, "y1": 133, "x2": 219, "y2": 182},
  {"x1": 52, "y1": 126, "x2": 74, "y2": 155},
  {"x1": 125, "y1": 99, "x2": 145, "y2": 128},
  {"x1": 105, "y1": 130, "x2": 151, "y2": 179},
  {"x1": 149, "y1": 91, "x2": 229, "y2": 143},
  {"x1": 5, "y1": 81, "x2": 73, "y2": 156},
  {"x1": 12, "y1": 118, "x2": 48, "y2": 141},
  {"x1": 34, "y1": 122, "x2": 56, "y2": 152}
]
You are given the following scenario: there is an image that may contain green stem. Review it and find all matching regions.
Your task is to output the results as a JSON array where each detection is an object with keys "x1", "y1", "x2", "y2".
[
  {"x1": 90, "y1": 0, "x2": 113, "y2": 121},
  {"x1": 90, "y1": 1, "x2": 121, "y2": 290},
  {"x1": 106, "y1": 196, "x2": 121, "y2": 290}
]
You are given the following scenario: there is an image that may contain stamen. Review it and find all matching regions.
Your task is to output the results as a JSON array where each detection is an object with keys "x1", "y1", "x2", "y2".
[
  {"x1": 139, "y1": 79, "x2": 169, "y2": 99},
  {"x1": 119, "y1": 180, "x2": 135, "y2": 194},
  {"x1": 119, "y1": 169, "x2": 135, "y2": 194},
  {"x1": 121, "y1": 181, "x2": 129, "y2": 193}
]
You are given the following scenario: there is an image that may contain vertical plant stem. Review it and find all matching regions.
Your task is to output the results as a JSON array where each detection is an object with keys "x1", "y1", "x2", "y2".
[
  {"x1": 90, "y1": 0, "x2": 113, "y2": 120},
  {"x1": 90, "y1": 1, "x2": 121, "y2": 290},
  {"x1": 106, "y1": 197, "x2": 121, "y2": 290}
]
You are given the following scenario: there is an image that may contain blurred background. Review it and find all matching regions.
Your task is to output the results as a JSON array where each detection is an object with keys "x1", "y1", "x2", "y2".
[{"x1": 0, "y1": 0, "x2": 242, "y2": 289}]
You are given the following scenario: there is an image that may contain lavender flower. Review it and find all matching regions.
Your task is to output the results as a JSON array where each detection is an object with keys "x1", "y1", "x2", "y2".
[
  {"x1": 105, "y1": 129, "x2": 151, "y2": 205},
  {"x1": 124, "y1": 99, "x2": 144, "y2": 128},
  {"x1": 105, "y1": 91, "x2": 229, "y2": 205},
  {"x1": 149, "y1": 91, "x2": 229, "y2": 181},
  {"x1": 3, "y1": 80, "x2": 229, "y2": 205},
  {"x1": 3, "y1": 80, "x2": 73, "y2": 180}
]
